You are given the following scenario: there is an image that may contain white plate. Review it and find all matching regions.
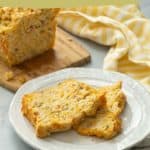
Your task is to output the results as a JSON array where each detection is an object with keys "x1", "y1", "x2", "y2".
[{"x1": 9, "y1": 68, "x2": 150, "y2": 150}]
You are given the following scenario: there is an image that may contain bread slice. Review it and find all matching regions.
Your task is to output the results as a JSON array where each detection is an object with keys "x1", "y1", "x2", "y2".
[
  {"x1": 75, "y1": 82, "x2": 126, "y2": 139},
  {"x1": 0, "y1": 7, "x2": 59, "y2": 66},
  {"x1": 21, "y1": 79, "x2": 105, "y2": 138},
  {"x1": 74, "y1": 109, "x2": 121, "y2": 139},
  {"x1": 100, "y1": 81, "x2": 126, "y2": 116}
]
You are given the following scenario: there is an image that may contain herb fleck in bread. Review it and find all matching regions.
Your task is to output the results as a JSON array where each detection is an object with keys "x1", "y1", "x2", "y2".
[
  {"x1": 21, "y1": 79, "x2": 104, "y2": 138},
  {"x1": 0, "y1": 7, "x2": 59, "y2": 66}
]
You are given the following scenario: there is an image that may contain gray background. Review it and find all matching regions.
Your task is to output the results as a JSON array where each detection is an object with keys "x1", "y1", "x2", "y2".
[{"x1": 0, "y1": 0, "x2": 150, "y2": 149}]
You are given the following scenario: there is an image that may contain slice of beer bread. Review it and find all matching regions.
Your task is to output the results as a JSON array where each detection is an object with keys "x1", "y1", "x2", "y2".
[{"x1": 21, "y1": 79, "x2": 104, "y2": 138}]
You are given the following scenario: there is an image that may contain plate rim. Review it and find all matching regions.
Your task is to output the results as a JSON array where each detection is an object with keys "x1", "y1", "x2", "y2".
[{"x1": 9, "y1": 67, "x2": 150, "y2": 150}]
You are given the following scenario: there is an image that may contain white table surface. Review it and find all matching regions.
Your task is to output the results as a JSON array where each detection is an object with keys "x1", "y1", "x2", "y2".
[{"x1": 0, "y1": 1, "x2": 150, "y2": 150}]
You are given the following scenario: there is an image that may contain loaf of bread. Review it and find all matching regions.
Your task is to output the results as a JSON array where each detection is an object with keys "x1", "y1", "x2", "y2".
[{"x1": 0, "y1": 7, "x2": 59, "y2": 66}]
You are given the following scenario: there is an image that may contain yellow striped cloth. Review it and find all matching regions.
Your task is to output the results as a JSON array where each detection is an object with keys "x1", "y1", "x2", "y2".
[{"x1": 57, "y1": 5, "x2": 150, "y2": 91}]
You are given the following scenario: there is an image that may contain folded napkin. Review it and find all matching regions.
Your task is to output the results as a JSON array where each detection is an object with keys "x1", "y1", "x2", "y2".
[{"x1": 58, "y1": 5, "x2": 150, "y2": 91}]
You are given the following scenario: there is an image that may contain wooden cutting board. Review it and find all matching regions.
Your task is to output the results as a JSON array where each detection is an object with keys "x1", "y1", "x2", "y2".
[{"x1": 0, "y1": 27, "x2": 90, "y2": 92}]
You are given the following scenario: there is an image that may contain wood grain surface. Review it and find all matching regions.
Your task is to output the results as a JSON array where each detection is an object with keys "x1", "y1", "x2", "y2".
[{"x1": 0, "y1": 27, "x2": 90, "y2": 91}]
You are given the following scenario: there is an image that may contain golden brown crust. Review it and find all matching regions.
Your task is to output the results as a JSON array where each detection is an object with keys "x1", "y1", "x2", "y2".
[{"x1": 22, "y1": 94, "x2": 38, "y2": 126}]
